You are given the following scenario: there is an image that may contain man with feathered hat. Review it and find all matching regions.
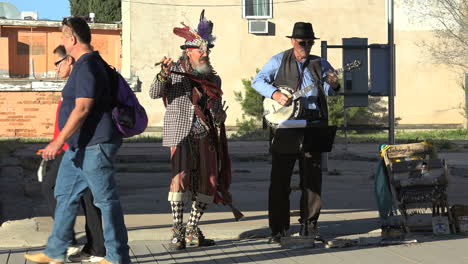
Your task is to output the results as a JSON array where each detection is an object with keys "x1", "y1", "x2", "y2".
[{"x1": 149, "y1": 10, "x2": 240, "y2": 251}]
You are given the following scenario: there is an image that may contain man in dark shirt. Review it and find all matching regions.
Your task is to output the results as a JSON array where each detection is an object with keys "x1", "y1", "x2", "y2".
[
  {"x1": 24, "y1": 17, "x2": 129, "y2": 264},
  {"x1": 40, "y1": 45, "x2": 106, "y2": 263}
]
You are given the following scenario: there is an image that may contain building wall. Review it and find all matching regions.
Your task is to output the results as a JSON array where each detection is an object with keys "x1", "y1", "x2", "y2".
[
  {"x1": 0, "y1": 21, "x2": 122, "y2": 138},
  {"x1": 0, "y1": 91, "x2": 60, "y2": 137},
  {"x1": 123, "y1": 0, "x2": 465, "y2": 128},
  {"x1": 0, "y1": 26, "x2": 121, "y2": 78},
  {"x1": 0, "y1": 37, "x2": 8, "y2": 77}
]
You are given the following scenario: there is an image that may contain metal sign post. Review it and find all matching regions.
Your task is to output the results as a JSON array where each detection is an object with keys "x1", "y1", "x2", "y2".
[{"x1": 387, "y1": 0, "x2": 396, "y2": 144}]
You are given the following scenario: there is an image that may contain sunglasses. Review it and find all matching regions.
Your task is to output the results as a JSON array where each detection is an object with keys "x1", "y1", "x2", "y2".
[
  {"x1": 54, "y1": 56, "x2": 68, "y2": 67},
  {"x1": 188, "y1": 48, "x2": 211, "y2": 55},
  {"x1": 296, "y1": 40, "x2": 315, "y2": 47}
]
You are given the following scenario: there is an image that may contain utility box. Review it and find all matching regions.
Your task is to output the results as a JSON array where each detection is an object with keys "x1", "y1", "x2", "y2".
[
  {"x1": 342, "y1": 38, "x2": 368, "y2": 107},
  {"x1": 370, "y1": 44, "x2": 390, "y2": 96}
]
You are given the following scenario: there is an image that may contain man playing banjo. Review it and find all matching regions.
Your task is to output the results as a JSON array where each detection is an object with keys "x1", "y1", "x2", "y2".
[{"x1": 252, "y1": 22, "x2": 340, "y2": 244}]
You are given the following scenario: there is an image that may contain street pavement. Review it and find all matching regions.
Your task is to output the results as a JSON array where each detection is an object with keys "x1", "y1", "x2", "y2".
[{"x1": 1, "y1": 140, "x2": 468, "y2": 263}]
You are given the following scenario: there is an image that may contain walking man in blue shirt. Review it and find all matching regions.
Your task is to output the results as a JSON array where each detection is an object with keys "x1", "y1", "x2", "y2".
[
  {"x1": 24, "y1": 17, "x2": 129, "y2": 264},
  {"x1": 252, "y1": 22, "x2": 340, "y2": 244}
]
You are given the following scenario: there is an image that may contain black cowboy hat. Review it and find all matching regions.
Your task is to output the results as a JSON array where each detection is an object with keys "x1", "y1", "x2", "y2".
[{"x1": 286, "y1": 22, "x2": 319, "y2": 39}]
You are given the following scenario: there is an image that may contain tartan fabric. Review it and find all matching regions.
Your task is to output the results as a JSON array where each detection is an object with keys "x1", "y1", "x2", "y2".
[
  {"x1": 168, "y1": 136, "x2": 217, "y2": 202},
  {"x1": 149, "y1": 61, "x2": 222, "y2": 147}
]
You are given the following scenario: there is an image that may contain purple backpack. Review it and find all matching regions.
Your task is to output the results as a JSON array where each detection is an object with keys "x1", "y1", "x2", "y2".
[
  {"x1": 111, "y1": 73, "x2": 148, "y2": 138},
  {"x1": 95, "y1": 53, "x2": 148, "y2": 138}
]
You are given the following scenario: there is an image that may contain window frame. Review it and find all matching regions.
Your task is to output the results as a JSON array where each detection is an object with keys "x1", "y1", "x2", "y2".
[{"x1": 242, "y1": 0, "x2": 273, "y2": 19}]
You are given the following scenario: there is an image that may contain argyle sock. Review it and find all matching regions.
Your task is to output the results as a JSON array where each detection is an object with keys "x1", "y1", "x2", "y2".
[
  {"x1": 170, "y1": 201, "x2": 184, "y2": 227},
  {"x1": 187, "y1": 200, "x2": 208, "y2": 227}
]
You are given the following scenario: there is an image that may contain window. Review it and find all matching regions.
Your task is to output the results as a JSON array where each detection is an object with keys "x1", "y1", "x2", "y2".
[{"x1": 243, "y1": 0, "x2": 272, "y2": 19}]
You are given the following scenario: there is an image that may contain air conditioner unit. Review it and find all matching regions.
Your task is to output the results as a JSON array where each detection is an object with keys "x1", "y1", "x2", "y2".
[
  {"x1": 21, "y1": 11, "x2": 38, "y2": 20},
  {"x1": 248, "y1": 20, "x2": 268, "y2": 34}
]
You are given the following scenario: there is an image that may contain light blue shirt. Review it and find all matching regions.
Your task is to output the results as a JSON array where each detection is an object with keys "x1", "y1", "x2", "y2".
[{"x1": 252, "y1": 51, "x2": 338, "y2": 110}]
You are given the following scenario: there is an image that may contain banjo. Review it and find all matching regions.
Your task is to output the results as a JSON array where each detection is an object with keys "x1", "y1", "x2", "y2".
[{"x1": 263, "y1": 60, "x2": 361, "y2": 127}]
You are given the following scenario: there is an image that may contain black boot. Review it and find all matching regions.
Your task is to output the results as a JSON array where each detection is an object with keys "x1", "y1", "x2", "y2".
[
  {"x1": 168, "y1": 224, "x2": 186, "y2": 251},
  {"x1": 185, "y1": 225, "x2": 215, "y2": 247},
  {"x1": 268, "y1": 230, "x2": 288, "y2": 244},
  {"x1": 300, "y1": 222, "x2": 322, "y2": 242}
]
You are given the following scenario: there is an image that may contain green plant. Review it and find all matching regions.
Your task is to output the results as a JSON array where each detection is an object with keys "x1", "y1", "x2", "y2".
[
  {"x1": 233, "y1": 70, "x2": 266, "y2": 138},
  {"x1": 234, "y1": 116, "x2": 261, "y2": 135},
  {"x1": 234, "y1": 70, "x2": 264, "y2": 121}
]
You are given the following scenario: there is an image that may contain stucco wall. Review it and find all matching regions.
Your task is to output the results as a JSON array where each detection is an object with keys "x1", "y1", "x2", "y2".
[
  {"x1": 124, "y1": 0, "x2": 464, "y2": 128},
  {"x1": 0, "y1": 25, "x2": 121, "y2": 78}
]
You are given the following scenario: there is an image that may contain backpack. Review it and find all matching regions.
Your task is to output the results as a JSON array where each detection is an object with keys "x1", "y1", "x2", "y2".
[
  {"x1": 96, "y1": 53, "x2": 148, "y2": 138},
  {"x1": 111, "y1": 74, "x2": 148, "y2": 138}
]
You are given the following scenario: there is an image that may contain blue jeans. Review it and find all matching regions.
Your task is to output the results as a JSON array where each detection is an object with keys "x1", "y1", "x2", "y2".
[{"x1": 44, "y1": 139, "x2": 130, "y2": 264}]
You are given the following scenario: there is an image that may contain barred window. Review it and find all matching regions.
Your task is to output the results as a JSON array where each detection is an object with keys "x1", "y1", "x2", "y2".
[{"x1": 243, "y1": 0, "x2": 272, "y2": 19}]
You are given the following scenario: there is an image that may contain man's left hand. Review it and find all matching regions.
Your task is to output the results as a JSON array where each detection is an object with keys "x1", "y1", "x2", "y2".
[
  {"x1": 42, "y1": 140, "x2": 64, "y2": 160},
  {"x1": 326, "y1": 70, "x2": 340, "y2": 89}
]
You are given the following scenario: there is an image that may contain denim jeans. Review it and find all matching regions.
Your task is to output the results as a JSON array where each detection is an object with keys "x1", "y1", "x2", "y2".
[{"x1": 44, "y1": 139, "x2": 130, "y2": 264}]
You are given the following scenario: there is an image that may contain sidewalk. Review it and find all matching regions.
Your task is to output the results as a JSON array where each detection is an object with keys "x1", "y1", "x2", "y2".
[
  {"x1": 1, "y1": 141, "x2": 468, "y2": 263},
  {"x1": 2, "y1": 237, "x2": 468, "y2": 264}
]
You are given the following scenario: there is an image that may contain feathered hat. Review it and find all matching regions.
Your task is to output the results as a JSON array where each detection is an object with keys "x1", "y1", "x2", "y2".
[{"x1": 173, "y1": 10, "x2": 215, "y2": 50}]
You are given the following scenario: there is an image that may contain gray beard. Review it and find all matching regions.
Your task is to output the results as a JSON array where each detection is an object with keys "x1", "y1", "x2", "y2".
[{"x1": 194, "y1": 63, "x2": 213, "y2": 77}]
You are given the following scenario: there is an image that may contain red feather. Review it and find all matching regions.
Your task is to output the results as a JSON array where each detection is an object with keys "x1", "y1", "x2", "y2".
[{"x1": 173, "y1": 26, "x2": 198, "y2": 41}]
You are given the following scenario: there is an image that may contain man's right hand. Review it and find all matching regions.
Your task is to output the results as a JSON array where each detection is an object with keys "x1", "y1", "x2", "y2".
[
  {"x1": 272, "y1": 91, "x2": 292, "y2": 106},
  {"x1": 159, "y1": 56, "x2": 173, "y2": 76}
]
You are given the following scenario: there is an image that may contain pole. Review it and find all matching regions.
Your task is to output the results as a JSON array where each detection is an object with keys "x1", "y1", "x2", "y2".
[
  {"x1": 320, "y1": 40, "x2": 328, "y2": 172},
  {"x1": 387, "y1": 0, "x2": 395, "y2": 144}
]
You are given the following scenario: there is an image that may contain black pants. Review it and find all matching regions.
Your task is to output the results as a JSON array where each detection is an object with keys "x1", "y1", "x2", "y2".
[
  {"x1": 41, "y1": 152, "x2": 106, "y2": 257},
  {"x1": 268, "y1": 135, "x2": 322, "y2": 235}
]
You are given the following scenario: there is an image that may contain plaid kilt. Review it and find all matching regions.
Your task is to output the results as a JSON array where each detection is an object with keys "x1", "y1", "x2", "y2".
[{"x1": 168, "y1": 136, "x2": 218, "y2": 204}]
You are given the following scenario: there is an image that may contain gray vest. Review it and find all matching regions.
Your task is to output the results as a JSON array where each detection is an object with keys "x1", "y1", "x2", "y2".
[{"x1": 272, "y1": 49, "x2": 328, "y2": 120}]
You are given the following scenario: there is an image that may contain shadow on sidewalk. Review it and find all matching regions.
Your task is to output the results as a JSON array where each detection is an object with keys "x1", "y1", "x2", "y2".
[{"x1": 129, "y1": 235, "x2": 468, "y2": 264}]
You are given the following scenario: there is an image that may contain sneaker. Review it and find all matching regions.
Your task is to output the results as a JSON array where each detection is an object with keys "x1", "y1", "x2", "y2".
[
  {"x1": 185, "y1": 225, "x2": 215, "y2": 247},
  {"x1": 68, "y1": 251, "x2": 104, "y2": 263},
  {"x1": 168, "y1": 224, "x2": 186, "y2": 251},
  {"x1": 66, "y1": 245, "x2": 81, "y2": 256}
]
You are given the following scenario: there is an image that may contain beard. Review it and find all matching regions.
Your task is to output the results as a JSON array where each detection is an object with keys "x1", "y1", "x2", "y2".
[
  {"x1": 192, "y1": 56, "x2": 214, "y2": 77},
  {"x1": 195, "y1": 63, "x2": 213, "y2": 76}
]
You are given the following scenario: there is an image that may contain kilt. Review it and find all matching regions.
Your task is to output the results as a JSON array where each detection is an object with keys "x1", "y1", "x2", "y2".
[{"x1": 168, "y1": 135, "x2": 217, "y2": 204}]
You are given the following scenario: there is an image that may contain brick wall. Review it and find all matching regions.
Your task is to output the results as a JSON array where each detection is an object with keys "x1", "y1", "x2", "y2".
[{"x1": 0, "y1": 92, "x2": 61, "y2": 137}]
